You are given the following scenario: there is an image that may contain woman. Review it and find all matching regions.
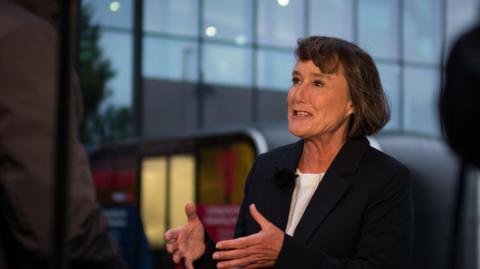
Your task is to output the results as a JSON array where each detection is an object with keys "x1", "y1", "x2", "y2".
[{"x1": 165, "y1": 36, "x2": 413, "y2": 269}]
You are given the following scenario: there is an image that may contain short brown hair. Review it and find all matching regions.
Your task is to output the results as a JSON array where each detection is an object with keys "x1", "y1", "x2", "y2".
[{"x1": 295, "y1": 36, "x2": 390, "y2": 139}]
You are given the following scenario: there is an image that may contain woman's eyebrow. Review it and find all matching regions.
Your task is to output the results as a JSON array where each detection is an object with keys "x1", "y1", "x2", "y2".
[
  {"x1": 311, "y1": 72, "x2": 330, "y2": 79},
  {"x1": 291, "y1": 70, "x2": 329, "y2": 78}
]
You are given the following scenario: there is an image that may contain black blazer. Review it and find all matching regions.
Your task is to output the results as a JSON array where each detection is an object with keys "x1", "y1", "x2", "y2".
[{"x1": 198, "y1": 136, "x2": 413, "y2": 269}]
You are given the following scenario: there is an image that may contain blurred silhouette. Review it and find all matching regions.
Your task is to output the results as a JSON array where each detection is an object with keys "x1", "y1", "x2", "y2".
[
  {"x1": 0, "y1": 0, "x2": 125, "y2": 268},
  {"x1": 440, "y1": 23, "x2": 480, "y2": 269},
  {"x1": 440, "y1": 23, "x2": 480, "y2": 168}
]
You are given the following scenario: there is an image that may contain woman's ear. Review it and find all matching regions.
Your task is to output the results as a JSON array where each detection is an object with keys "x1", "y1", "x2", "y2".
[{"x1": 346, "y1": 101, "x2": 355, "y2": 116}]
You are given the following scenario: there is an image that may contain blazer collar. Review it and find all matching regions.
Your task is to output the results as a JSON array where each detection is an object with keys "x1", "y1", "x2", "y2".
[
  {"x1": 267, "y1": 136, "x2": 370, "y2": 243},
  {"x1": 325, "y1": 136, "x2": 370, "y2": 175},
  {"x1": 273, "y1": 136, "x2": 370, "y2": 177}
]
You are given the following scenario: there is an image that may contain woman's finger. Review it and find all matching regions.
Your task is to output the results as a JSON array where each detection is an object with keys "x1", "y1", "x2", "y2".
[
  {"x1": 213, "y1": 247, "x2": 251, "y2": 261},
  {"x1": 185, "y1": 202, "x2": 199, "y2": 222},
  {"x1": 183, "y1": 256, "x2": 194, "y2": 269},
  {"x1": 217, "y1": 233, "x2": 258, "y2": 249},
  {"x1": 165, "y1": 240, "x2": 178, "y2": 253},
  {"x1": 164, "y1": 228, "x2": 179, "y2": 241},
  {"x1": 173, "y1": 248, "x2": 186, "y2": 263},
  {"x1": 172, "y1": 251, "x2": 181, "y2": 264},
  {"x1": 248, "y1": 204, "x2": 269, "y2": 229},
  {"x1": 217, "y1": 255, "x2": 255, "y2": 269}
]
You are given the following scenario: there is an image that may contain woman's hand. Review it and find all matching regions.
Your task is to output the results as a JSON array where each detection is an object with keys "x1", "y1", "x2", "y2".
[
  {"x1": 164, "y1": 202, "x2": 206, "y2": 269},
  {"x1": 213, "y1": 204, "x2": 284, "y2": 269}
]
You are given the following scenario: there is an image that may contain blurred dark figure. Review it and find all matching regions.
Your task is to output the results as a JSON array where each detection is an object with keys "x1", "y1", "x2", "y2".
[
  {"x1": 440, "y1": 23, "x2": 480, "y2": 269},
  {"x1": 440, "y1": 23, "x2": 480, "y2": 168},
  {"x1": 0, "y1": 0, "x2": 126, "y2": 268}
]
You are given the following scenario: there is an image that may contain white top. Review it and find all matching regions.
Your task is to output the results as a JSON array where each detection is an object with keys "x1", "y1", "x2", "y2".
[{"x1": 285, "y1": 169, "x2": 324, "y2": 236}]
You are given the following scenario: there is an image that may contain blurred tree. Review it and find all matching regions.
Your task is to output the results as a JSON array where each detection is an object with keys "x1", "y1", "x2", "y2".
[{"x1": 76, "y1": 4, "x2": 132, "y2": 144}]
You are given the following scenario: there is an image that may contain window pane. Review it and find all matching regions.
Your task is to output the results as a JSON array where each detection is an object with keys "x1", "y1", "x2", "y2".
[
  {"x1": 359, "y1": 0, "x2": 399, "y2": 60},
  {"x1": 257, "y1": 49, "x2": 295, "y2": 91},
  {"x1": 376, "y1": 63, "x2": 401, "y2": 131},
  {"x1": 404, "y1": 0, "x2": 442, "y2": 64},
  {"x1": 99, "y1": 32, "x2": 133, "y2": 108},
  {"x1": 143, "y1": 36, "x2": 198, "y2": 82},
  {"x1": 204, "y1": 0, "x2": 252, "y2": 43},
  {"x1": 404, "y1": 67, "x2": 440, "y2": 136},
  {"x1": 203, "y1": 44, "x2": 252, "y2": 87},
  {"x1": 169, "y1": 155, "x2": 195, "y2": 229},
  {"x1": 309, "y1": 0, "x2": 353, "y2": 41},
  {"x1": 140, "y1": 157, "x2": 166, "y2": 249},
  {"x1": 143, "y1": 0, "x2": 198, "y2": 37},
  {"x1": 83, "y1": 0, "x2": 133, "y2": 29},
  {"x1": 257, "y1": 0, "x2": 304, "y2": 48}
]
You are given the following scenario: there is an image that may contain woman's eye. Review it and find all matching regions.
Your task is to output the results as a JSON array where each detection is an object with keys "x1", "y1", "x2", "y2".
[
  {"x1": 313, "y1": 80, "x2": 324, "y2": 87},
  {"x1": 292, "y1": 77, "x2": 301, "y2": 85}
]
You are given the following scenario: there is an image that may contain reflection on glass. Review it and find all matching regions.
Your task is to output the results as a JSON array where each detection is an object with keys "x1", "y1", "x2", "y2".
[
  {"x1": 404, "y1": 67, "x2": 440, "y2": 136},
  {"x1": 204, "y1": 0, "x2": 252, "y2": 42},
  {"x1": 309, "y1": 0, "x2": 353, "y2": 41},
  {"x1": 99, "y1": 32, "x2": 132, "y2": 108},
  {"x1": 170, "y1": 155, "x2": 195, "y2": 229},
  {"x1": 143, "y1": 0, "x2": 198, "y2": 36},
  {"x1": 83, "y1": 0, "x2": 132, "y2": 29},
  {"x1": 377, "y1": 63, "x2": 400, "y2": 130},
  {"x1": 140, "y1": 157, "x2": 166, "y2": 249},
  {"x1": 257, "y1": 0, "x2": 304, "y2": 48},
  {"x1": 257, "y1": 49, "x2": 295, "y2": 91},
  {"x1": 203, "y1": 44, "x2": 252, "y2": 87},
  {"x1": 143, "y1": 36, "x2": 198, "y2": 82},
  {"x1": 404, "y1": 0, "x2": 442, "y2": 64},
  {"x1": 359, "y1": 0, "x2": 399, "y2": 59}
]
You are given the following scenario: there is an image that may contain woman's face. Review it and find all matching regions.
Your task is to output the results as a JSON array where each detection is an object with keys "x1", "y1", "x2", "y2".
[{"x1": 287, "y1": 60, "x2": 354, "y2": 141}]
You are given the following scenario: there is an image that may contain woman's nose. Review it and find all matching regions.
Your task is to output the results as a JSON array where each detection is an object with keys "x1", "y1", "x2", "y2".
[{"x1": 291, "y1": 84, "x2": 307, "y2": 104}]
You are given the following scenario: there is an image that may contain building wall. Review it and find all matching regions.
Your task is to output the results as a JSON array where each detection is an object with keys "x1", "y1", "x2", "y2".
[{"x1": 142, "y1": 78, "x2": 290, "y2": 138}]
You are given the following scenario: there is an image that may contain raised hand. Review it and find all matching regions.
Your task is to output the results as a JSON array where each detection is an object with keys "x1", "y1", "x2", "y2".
[
  {"x1": 164, "y1": 202, "x2": 206, "y2": 269},
  {"x1": 213, "y1": 204, "x2": 284, "y2": 269}
]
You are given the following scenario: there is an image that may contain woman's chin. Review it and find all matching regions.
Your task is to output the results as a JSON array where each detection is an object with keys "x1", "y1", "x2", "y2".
[{"x1": 288, "y1": 126, "x2": 307, "y2": 138}]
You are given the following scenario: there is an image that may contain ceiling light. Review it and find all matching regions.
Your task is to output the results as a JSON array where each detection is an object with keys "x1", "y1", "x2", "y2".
[
  {"x1": 110, "y1": 1, "x2": 120, "y2": 12},
  {"x1": 205, "y1": 26, "x2": 217, "y2": 37},
  {"x1": 277, "y1": 0, "x2": 289, "y2": 7}
]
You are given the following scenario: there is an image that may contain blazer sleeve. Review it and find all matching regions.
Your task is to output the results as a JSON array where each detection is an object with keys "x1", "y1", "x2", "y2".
[
  {"x1": 0, "y1": 23, "x2": 125, "y2": 268},
  {"x1": 274, "y1": 165, "x2": 413, "y2": 269}
]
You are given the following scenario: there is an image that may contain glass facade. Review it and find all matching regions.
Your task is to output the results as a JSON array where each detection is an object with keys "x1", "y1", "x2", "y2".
[
  {"x1": 203, "y1": 44, "x2": 253, "y2": 86},
  {"x1": 404, "y1": 0, "x2": 442, "y2": 64},
  {"x1": 143, "y1": 0, "x2": 198, "y2": 37},
  {"x1": 309, "y1": 0, "x2": 354, "y2": 41},
  {"x1": 358, "y1": 0, "x2": 400, "y2": 60},
  {"x1": 142, "y1": 37, "x2": 198, "y2": 81},
  {"x1": 80, "y1": 0, "x2": 479, "y2": 139},
  {"x1": 257, "y1": 48, "x2": 296, "y2": 91},
  {"x1": 204, "y1": 0, "x2": 253, "y2": 43},
  {"x1": 257, "y1": 0, "x2": 304, "y2": 48}
]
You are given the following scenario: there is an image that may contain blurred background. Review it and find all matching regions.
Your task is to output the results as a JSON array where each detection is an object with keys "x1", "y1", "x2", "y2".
[{"x1": 75, "y1": 0, "x2": 480, "y2": 268}]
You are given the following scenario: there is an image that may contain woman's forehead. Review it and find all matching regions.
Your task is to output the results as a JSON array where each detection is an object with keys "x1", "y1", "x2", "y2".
[{"x1": 293, "y1": 60, "x2": 345, "y2": 76}]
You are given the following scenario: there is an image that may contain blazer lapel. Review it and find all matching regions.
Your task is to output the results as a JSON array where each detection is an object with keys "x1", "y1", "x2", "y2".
[
  {"x1": 292, "y1": 137, "x2": 370, "y2": 244},
  {"x1": 264, "y1": 140, "x2": 303, "y2": 231}
]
